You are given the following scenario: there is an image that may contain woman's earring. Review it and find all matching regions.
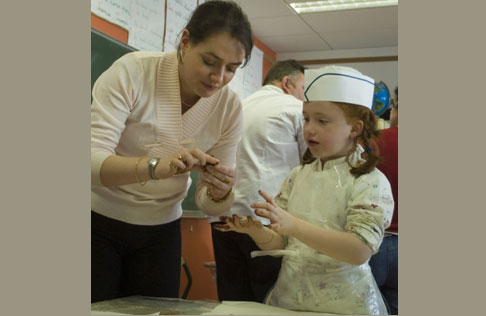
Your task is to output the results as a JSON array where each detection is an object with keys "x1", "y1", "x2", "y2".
[{"x1": 178, "y1": 49, "x2": 185, "y2": 64}]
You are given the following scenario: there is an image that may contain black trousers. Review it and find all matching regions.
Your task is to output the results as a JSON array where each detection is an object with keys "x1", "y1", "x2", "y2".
[
  {"x1": 91, "y1": 211, "x2": 181, "y2": 303},
  {"x1": 211, "y1": 223, "x2": 282, "y2": 303}
]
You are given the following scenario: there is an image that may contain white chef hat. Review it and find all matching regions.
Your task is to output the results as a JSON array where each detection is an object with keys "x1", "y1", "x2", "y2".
[{"x1": 304, "y1": 65, "x2": 375, "y2": 109}]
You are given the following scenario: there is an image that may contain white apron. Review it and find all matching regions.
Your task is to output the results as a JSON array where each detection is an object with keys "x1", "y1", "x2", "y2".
[{"x1": 253, "y1": 153, "x2": 393, "y2": 315}]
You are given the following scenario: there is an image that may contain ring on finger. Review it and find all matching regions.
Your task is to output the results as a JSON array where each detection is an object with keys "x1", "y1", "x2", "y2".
[
  {"x1": 224, "y1": 178, "x2": 231, "y2": 184},
  {"x1": 178, "y1": 154, "x2": 183, "y2": 160},
  {"x1": 169, "y1": 160, "x2": 177, "y2": 173}
]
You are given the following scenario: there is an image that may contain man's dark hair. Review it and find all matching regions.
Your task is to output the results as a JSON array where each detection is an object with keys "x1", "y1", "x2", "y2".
[{"x1": 263, "y1": 59, "x2": 305, "y2": 85}]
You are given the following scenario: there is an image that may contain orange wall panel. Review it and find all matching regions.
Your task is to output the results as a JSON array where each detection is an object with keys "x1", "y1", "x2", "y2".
[
  {"x1": 179, "y1": 218, "x2": 218, "y2": 301},
  {"x1": 91, "y1": 13, "x2": 128, "y2": 43}
]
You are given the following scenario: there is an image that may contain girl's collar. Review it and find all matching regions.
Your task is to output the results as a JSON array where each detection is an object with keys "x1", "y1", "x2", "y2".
[{"x1": 313, "y1": 144, "x2": 366, "y2": 171}]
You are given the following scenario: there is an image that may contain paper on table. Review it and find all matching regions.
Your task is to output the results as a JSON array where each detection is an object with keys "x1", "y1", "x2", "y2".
[
  {"x1": 91, "y1": 311, "x2": 160, "y2": 315},
  {"x1": 201, "y1": 301, "x2": 332, "y2": 315}
]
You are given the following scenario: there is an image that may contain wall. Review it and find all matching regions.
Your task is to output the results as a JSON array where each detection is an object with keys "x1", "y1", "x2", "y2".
[
  {"x1": 279, "y1": 46, "x2": 398, "y2": 96},
  {"x1": 90, "y1": 13, "x2": 276, "y2": 83},
  {"x1": 254, "y1": 37, "x2": 276, "y2": 81},
  {"x1": 179, "y1": 218, "x2": 218, "y2": 300},
  {"x1": 91, "y1": 14, "x2": 128, "y2": 43}
]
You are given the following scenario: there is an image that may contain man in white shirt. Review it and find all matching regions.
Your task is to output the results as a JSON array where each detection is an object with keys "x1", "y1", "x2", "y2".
[{"x1": 210, "y1": 60, "x2": 307, "y2": 302}]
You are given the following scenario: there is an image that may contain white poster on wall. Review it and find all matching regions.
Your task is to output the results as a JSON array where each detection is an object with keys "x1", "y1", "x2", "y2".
[
  {"x1": 128, "y1": 0, "x2": 166, "y2": 51},
  {"x1": 229, "y1": 46, "x2": 264, "y2": 101},
  {"x1": 228, "y1": 66, "x2": 245, "y2": 98},
  {"x1": 243, "y1": 46, "x2": 264, "y2": 100},
  {"x1": 163, "y1": 0, "x2": 197, "y2": 52},
  {"x1": 91, "y1": 0, "x2": 131, "y2": 30}
]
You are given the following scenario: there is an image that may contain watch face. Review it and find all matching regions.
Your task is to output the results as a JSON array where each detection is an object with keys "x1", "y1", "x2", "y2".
[{"x1": 147, "y1": 158, "x2": 160, "y2": 180}]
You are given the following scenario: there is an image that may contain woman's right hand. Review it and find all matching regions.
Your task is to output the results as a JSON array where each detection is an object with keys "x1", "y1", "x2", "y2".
[{"x1": 155, "y1": 148, "x2": 219, "y2": 179}]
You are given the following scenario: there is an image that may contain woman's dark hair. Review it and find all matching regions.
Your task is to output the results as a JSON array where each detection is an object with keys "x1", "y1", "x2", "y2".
[
  {"x1": 302, "y1": 102, "x2": 382, "y2": 177},
  {"x1": 177, "y1": 0, "x2": 253, "y2": 66}
]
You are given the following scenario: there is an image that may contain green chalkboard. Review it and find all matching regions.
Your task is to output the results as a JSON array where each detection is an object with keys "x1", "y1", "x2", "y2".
[
  {"x1": 91, "y1": 28, "x2": 203, "y2": 215},
  {"x1": 182, "y1": 172, "x2": 202, "y2": 212},
  {"x1": 91, "y1": 28, "x2": 137, "y2": 91}
]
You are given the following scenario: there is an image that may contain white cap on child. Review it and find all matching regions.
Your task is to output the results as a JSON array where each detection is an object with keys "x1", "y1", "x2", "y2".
[{"x1": 304, "y1": 65, "x2": 375, "y2": 109}]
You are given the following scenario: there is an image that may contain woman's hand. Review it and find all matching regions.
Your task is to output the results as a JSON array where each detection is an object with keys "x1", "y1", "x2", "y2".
[
  {"x1": 252, "y1": 190, "x2": 298, "y2": 236},
  {"x1": 200, "y1": 163, "x2": 235, "y2": 200},
  {"x1": 156, "y1": 148, "x2": 219, "y2": 179}
]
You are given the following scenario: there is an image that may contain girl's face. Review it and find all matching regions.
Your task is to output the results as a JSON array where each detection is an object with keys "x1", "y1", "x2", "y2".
[
  {"x1": 303, "y1": 101, "x2": 359, "y2": 162},
  {"x1": 179, "y1": 30, "x2": 245, "y2": 100}
]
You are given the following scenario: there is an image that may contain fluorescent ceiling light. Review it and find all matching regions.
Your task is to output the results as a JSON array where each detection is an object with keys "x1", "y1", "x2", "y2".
[{"x1": 290, "y1": 0, "x2": 398, "y2": 13}]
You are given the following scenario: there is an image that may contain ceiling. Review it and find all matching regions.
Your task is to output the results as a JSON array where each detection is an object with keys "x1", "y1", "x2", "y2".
[{"x1": 234, "y1": 0, "x2": 398, "y2": 56}]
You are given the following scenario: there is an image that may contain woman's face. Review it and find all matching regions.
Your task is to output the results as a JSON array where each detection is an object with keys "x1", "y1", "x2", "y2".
[
  {"x1": 303, "y1": 101, "x2": 356, "y2": 161},
  {"x1": 179, "y1": 30, "x2": 246, "y2": 99}
]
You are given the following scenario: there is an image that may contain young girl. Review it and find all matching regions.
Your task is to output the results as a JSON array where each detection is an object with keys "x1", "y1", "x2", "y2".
[{"x1": 216, "y1": 66, "x2": 394, "y2": 315}]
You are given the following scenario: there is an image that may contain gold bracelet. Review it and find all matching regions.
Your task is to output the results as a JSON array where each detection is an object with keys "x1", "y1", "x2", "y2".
[
  {"x1": 255, "y1": 233, "x2": 274, "y2": 245},
  {"x1": 135, "y1": 157, "x2": 147, "y2": 186},
  {"x1": 207, "y1": 187, "x2": 232, "y2": 203}
]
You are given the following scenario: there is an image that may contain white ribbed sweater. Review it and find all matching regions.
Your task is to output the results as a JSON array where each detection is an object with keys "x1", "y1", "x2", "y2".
[{"x1": 91, "y1": 51, "x2": 243, "y2": 225}]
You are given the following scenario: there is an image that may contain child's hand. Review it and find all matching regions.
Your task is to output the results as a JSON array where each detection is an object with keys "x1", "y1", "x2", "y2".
[
  {"x1": 213, "y1": 215, "x2": 264, "y2": 235},
  {"x1": 252, "y1": 190, "x2": 297, "y2": 236}
]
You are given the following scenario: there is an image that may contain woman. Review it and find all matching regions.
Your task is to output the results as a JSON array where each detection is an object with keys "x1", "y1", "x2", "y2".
[{"x1": 91, "y1": 0, "x2": 253, "y2": 303}]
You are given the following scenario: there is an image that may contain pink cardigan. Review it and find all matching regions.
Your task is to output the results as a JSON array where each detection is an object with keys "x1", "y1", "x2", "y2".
[{"x1": 91, "y1": 51, "x2": 242, "y2": 225}]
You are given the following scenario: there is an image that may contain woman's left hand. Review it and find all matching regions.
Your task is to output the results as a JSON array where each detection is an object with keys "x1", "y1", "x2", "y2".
[{"x1": 200, "y1": 163, "x2": 235, "y2": 200}]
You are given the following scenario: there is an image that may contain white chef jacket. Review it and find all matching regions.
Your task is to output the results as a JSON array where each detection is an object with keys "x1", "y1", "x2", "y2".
[{"x1": 208, "y1": 85, "x2": 306, "y2": 224}]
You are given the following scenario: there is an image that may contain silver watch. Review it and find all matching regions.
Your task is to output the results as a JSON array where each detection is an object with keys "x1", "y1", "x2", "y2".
[{"x1": 147, "y1": 158, "x2": 160, "y2": 180}]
